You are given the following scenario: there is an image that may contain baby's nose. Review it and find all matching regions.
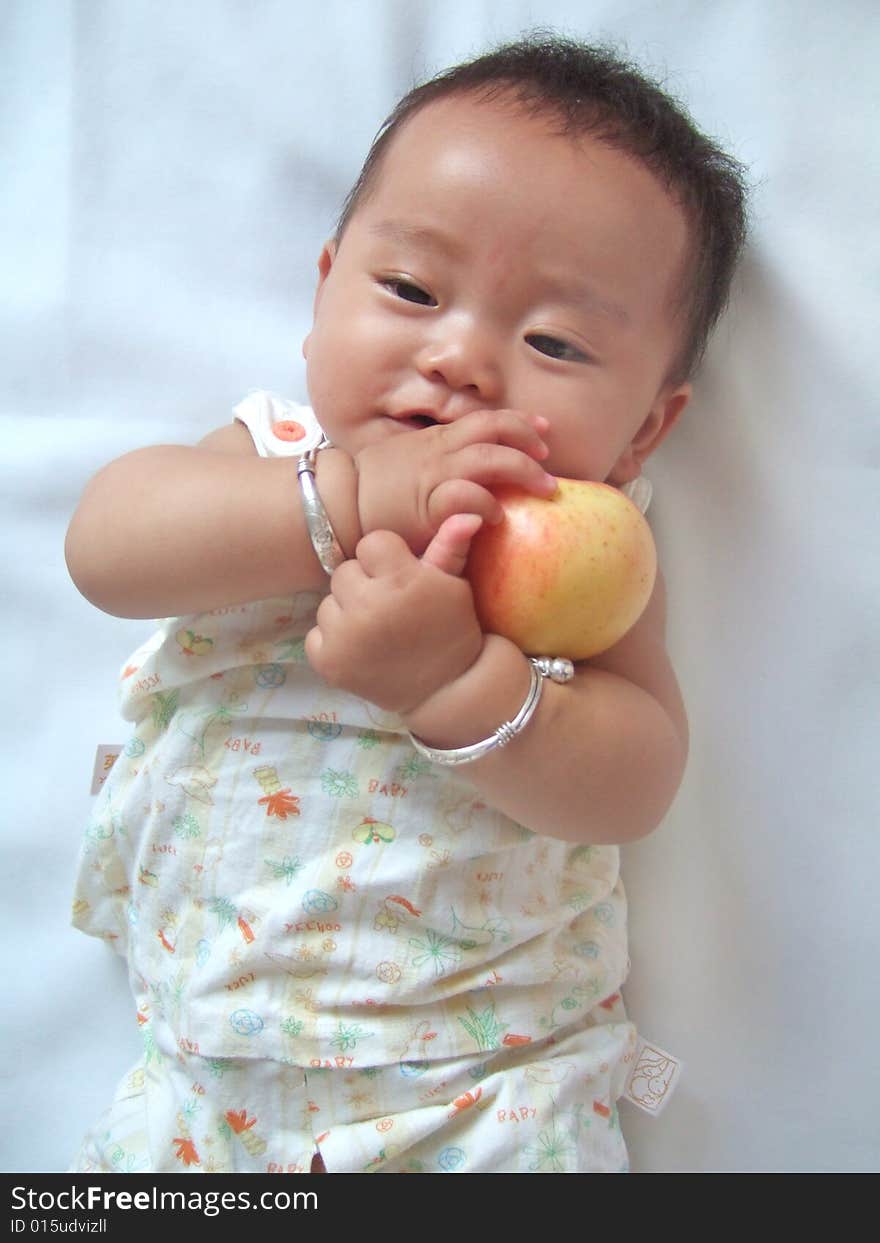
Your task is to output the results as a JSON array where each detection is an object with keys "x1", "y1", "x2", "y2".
[{"x1": 415, "y1": 321, "x2": 503, "y2": 402}]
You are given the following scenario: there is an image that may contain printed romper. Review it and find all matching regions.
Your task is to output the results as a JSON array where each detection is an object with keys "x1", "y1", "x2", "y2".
[{"x1": 71, "y1": 392, "x2": 640, "y2": 1174}]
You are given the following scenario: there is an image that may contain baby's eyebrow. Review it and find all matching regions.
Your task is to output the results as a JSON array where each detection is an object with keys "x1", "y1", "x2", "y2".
[
  {"x1": 368, "y1": 219, "x2": 467, "y2": 260},
  {"x1": 540, "y1": 272, "x2": 631, "y2": 326}
]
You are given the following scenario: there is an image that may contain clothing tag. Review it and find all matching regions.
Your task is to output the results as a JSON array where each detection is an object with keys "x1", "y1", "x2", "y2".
[
  {"x1": 621, "y1": 1037, "x2": 683, "y2": 1117},
  {"x1": 91, "y1": 744, "x2": 122, "y2": 794}
]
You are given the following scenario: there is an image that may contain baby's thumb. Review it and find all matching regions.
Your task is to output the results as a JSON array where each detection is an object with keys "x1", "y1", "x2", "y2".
[{"x1": 421, "y1": 513, "x2": 483, "y2": 576}]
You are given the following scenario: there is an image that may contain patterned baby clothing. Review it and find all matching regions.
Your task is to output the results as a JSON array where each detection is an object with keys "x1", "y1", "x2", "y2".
[{"x1": 71, "y1": 392, "x2": 638, "y2": 1173}]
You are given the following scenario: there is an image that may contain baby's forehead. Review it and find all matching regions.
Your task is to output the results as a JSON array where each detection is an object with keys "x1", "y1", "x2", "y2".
[
  {"x1": 366, "y1": 95, "x2": 688, "y2": 252},
  {"x1": 377, "y1": 90, "x2": 574, "y2": 166},
  {"x1": 369, "y1": 92, "x2": 681, "y2": 226}
]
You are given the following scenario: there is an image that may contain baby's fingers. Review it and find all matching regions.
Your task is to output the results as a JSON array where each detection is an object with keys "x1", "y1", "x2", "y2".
[
  {"x1": 449, "y1": 409, "x2": 551, "y2": 461},
  {"x1": 429, "y1": 478, "x2": 506, "y2": 529},
  {"x1": 355, "y1": 528, "x2": 416, "y2": 579},
  {"x1": 450, "y1": 442, "x2": 557, "y2": 497},
  {"x1": 421, "y1": 513, "x2": 483, "y2": 577}
]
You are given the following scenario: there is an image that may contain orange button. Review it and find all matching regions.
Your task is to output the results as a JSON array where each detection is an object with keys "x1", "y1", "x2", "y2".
[{"x1": 272, "y1": 419, "x2": 306, "y2": 442}]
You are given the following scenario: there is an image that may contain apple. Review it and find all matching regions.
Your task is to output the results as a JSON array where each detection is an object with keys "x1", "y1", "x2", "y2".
[{"x1": 466, "y1": 479, "x2": 656, "y2": 660}]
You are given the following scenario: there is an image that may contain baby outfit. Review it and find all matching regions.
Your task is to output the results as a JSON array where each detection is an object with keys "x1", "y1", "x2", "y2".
[{"x1": 71, "y1": 392, "x2": 640, "y2": 1174}]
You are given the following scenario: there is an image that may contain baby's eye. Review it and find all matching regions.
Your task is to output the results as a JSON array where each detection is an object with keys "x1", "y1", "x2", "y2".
[
  {"x1": 382, "y1": 278, "x2": 437, "y2": 306},
  {"x1": 526, "y1": 333, "x2": 589, "y2": 363}
]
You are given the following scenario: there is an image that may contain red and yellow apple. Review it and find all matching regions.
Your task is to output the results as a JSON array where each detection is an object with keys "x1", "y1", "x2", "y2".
[{"x1": 466, "y1": 480, "x2": 656, "y2": 660}]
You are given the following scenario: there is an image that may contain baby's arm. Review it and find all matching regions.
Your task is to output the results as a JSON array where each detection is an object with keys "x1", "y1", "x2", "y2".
[
  {"x1": 403, "y1": 571, "x2": 688, "y2": 844},
  {"x1": 65, "y1": 411, "x2": 551, "y2": 619},
  {"x1": 64, "y1": 422, "x2": 360, "y2": 617}
]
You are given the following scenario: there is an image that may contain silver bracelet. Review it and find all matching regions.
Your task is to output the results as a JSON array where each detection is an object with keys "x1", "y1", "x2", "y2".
[
  {"x1": 529, "y1": 656, "x2": 576, "y2": 684},
  {"x1": 407, "y1": 655, "x2": 574, "y2": 767},
  {"x1": 297, "y1": 439, "x2": 346, "y2": 575}
]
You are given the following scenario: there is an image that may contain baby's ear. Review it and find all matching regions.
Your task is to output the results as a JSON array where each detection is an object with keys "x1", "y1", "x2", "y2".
[
  {"x1": 302, "y1": 240, "x2": 338, "y2": 359},
  {"x1": 316, "y1": 238, "x2": 337, "y2": 286},
  {"x1": 608, "y1": 384, "x2": 690, "y2": 484}
]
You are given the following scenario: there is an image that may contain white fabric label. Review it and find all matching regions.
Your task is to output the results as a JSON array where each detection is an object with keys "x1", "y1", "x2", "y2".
[
  {"x1": 621, "y1": 1037, "x2": 683, "y2": 1117},
  {"x1": 91, "y1": 744, "x2": 122, "y2": 794}
]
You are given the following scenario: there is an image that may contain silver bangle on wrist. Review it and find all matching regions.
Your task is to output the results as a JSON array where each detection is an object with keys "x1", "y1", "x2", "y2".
[
  {"x1": 407, "y1": 655, "x2": 574, "y2": 767},
  {"x1": 297, "y1": 439, "x2": 346, "y2": 575}
]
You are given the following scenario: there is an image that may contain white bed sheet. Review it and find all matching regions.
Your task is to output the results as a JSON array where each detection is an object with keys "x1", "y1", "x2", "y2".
[{"x1": 2, "y1": 0, "x2": 877, "y2": 1173}]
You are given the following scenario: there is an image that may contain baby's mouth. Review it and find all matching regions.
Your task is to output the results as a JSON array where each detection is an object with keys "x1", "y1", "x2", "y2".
[{"x1": 396, "y1": 413, "x2": 438, "y2": 429}]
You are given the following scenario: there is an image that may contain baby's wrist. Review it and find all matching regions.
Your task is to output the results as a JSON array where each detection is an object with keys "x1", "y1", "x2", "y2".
[
  {"x1": 401, "y1": 634, "x2": 532, "y2": 750},
  {"x1": 313, "y1": 447, "x2": 362, "y2": 561}
]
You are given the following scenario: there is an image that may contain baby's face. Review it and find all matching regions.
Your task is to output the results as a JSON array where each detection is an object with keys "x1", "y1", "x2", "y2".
[{"x1": 304, "y1": 93, "x2": 691, "y2": 484}]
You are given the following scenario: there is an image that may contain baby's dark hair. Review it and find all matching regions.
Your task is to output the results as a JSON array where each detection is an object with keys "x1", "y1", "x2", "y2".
[{"x1": 336, "y1": 33, "x2": 748, "y2": 382}]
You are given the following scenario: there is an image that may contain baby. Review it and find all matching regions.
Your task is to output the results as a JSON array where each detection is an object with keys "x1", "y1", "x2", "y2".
[{"x1": 66, "y1": 35, "x2": 747, "y2": 1174}]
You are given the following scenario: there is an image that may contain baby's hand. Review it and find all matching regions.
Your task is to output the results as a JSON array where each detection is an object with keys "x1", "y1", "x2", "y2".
[
  {"x1": 304, "y1": 514, "x2": 485, "y2": 715},
  {"x1": 355, "y1": 410, "x2": 555, "y2": 553}
]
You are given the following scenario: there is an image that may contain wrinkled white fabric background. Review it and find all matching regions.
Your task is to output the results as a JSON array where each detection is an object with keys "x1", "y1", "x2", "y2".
[{"x1": 2, "y1": 0, "x2": 877, "y2": 1173}]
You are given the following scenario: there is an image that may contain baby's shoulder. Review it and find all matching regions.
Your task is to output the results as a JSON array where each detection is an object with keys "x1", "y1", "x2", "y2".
[{"x1": 198, "y1": 421, "x2": 257, "y2": 454}]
